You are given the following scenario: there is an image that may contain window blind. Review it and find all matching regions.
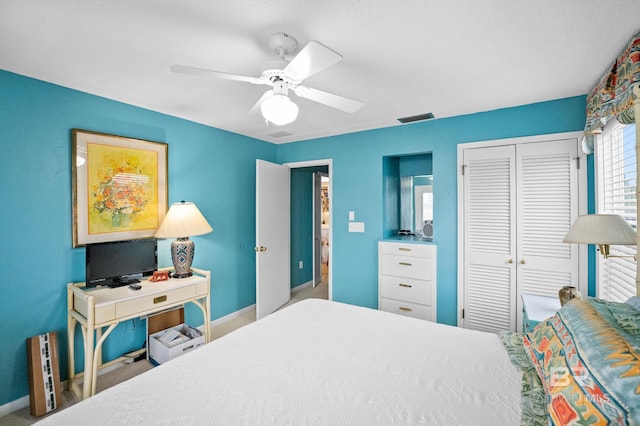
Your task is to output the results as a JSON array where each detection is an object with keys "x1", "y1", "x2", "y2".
[{"x1": 595, "y1": 120, "x2": 637, "y2": 302}]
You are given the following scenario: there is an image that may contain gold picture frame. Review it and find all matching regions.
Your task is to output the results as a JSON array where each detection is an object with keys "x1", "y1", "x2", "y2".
[{"x1": 72, "y1": 129, "x2": 168, "y2": 247}]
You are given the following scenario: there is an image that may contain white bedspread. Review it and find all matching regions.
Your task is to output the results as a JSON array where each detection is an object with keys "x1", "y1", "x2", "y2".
[{"x1": 39, "y1": 299, "x2": 521, "y2": 425}]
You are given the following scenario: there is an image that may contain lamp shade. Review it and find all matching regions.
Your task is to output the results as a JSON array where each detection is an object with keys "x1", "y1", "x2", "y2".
[
  {"x1": 155, "y1": 201, "x2": 213, "y2": 238},
  {"x1": 563, "y1": 214, "x2": 636, "y2": 245},
  {"x1": 261, "y1": 93, "x2": 299, "y2": 125}
]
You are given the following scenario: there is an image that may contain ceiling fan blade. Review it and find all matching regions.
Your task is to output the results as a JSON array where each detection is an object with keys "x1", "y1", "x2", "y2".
[
  {"x1": 170, "y1": 64, "x2": 265, "y2": 85},
  {"x1": 294, "y1": 85, "x2": 363, "y2": 113},
  {"x1": 284, "y1": 41, "x2": 342, "y2": 81}
]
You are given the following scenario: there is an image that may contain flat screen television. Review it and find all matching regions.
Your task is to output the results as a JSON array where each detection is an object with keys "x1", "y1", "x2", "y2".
[{"x1": 86, "y1": 238, "x2": 157, "y2": 287}]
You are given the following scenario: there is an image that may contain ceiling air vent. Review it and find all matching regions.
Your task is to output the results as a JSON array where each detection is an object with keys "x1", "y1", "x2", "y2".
[
  {"x1": 268, "y1": 131, "x2": 293, "y2": 138},
  {"x1": 397, "y1": 112, "x2": 435, "y2": 124}
]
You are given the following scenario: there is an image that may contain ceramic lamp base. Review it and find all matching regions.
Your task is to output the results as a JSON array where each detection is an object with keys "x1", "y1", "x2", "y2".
[{"x1": 171, "y1": 237, "x2": 194, "y2": 278}]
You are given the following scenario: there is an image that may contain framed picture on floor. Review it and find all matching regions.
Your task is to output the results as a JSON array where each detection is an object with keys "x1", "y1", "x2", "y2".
[{"x1": 72, "y1": 129, "x2": 168, "y2": 247}]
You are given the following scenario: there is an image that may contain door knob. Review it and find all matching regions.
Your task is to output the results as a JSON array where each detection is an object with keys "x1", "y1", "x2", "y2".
[
  {"x1": 520, "y1": 259, "x2": 526, "y2": 264},
  {"x1": 507, "y1": 259, "x2": 513, "y2": 264},
  {"x1": 254, "y1": 246, "x2": 267, "y2": 252}
]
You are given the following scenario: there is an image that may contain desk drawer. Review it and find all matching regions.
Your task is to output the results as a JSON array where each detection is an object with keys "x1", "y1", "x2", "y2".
[
  {"x1": 379, "y1": 298, "x2": 433, "y2": 321},
  {"x1": 379, "y1": 275, "x2": 432, "y2": 305},
  {"x1": 74, "y1": 294, "x2": 117, "y2": 326},
  {"x1": 380, "y1": 254, "x2": 433, "y2": 280},
  {"x1": 116, "y1": 285, "x2": 197, "y2": 320}
]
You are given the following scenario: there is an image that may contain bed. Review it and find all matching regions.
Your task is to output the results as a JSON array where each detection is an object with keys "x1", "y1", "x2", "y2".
[{"x1": 37, "y1": 297, "x2": 640, "y2": 425}]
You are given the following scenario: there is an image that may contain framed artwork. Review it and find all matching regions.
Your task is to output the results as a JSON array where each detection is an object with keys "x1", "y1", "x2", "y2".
[{"x1": 72, "y1": 129, "x2": 168, "y2": 247}]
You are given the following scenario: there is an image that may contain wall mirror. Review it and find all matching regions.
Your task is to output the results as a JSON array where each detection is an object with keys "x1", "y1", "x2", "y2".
[
  {"x1": 382, "y1": 152, "x2": 433, "y2": 239},
  {"x1": 400, "y1": 175, "x2": 433, "y2": 236}
]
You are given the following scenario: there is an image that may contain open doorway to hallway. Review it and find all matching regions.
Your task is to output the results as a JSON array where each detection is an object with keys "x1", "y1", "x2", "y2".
[
  {"x1": 315, "y1": 171, "x2": 329, "y2": 288},
  {"x1": 287, "y1": 159, "x2": 332, "y2": 302}
]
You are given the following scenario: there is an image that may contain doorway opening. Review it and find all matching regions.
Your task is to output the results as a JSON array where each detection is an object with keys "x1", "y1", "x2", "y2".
[
  {"x1": 315, "y1": 171, "x2": 329, "y2": 288},
  {"x1": 286, "y1": 159, "x2": 332, "y2": 302}
]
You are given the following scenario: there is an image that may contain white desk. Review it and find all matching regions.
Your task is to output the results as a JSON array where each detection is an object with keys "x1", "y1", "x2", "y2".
[
  {"x1": 521, "y1": 293, "x2": 561, "y2": 332},
  {"x1": 67, "y1": 268, "x2": 211, "y2": 400}
]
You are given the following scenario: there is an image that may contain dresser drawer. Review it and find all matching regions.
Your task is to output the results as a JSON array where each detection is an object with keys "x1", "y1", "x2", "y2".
[
  {"x1": 116, "y1": 285, "x2": 197, "y2": 320},
  {"x1": 380, "y1": 254, "x2": 433, "y2": 280},
  {"x1": 379, "y1": 298, "x2": 433, "y2": 321},
  {"x1": 379, "y1": 275, "x2": 433, "y2": 305},
  {"x1": 379, "y1": 241, "x2": 435, "y2": 258}
]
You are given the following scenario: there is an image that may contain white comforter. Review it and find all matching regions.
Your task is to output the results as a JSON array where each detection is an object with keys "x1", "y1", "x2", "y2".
[{"x1": 39, "y1": 299, "x2": 521, "y2": 425}]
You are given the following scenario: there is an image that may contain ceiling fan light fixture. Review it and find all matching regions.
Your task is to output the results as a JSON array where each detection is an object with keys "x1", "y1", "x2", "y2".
[{"x1": 261, "y1": 93, "x2": 299, "y2": 126}]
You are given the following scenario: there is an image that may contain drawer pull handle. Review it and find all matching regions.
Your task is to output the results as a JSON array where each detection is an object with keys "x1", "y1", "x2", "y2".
[
  {"x1": 398, "y1": 247, "x2": 411, "y2": 252},
  {"x1": 153, "y1": 295, "x2": 168, "y2": 304},
  {"x1": 399, "y1": 307, "x2": 413, "y2": 312},
  {"x1": 182, "y1": 345, "x2": 194, "y2": 352},
  {"x1": 399, "y1": 283, "x2": 412, "y2": 288},
  {"x1": 399, "y1": 262, "x2": 412, "y2": 266}
]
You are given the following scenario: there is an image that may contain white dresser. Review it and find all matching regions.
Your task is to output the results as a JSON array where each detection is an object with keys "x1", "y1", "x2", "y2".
[{"x1": 378, "y1": 240, "x2": 437, "y2": 321}]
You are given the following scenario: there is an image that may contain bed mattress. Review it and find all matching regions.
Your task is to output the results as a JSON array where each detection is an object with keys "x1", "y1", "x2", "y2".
[{"x1": 38, "y1": 299, "x2": 521, "y2": 425}]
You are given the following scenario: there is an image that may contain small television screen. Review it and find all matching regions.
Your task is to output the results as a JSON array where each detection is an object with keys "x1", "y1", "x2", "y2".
[{"x1": 86, "y1": 239, "x2": 157, "y2": 287}]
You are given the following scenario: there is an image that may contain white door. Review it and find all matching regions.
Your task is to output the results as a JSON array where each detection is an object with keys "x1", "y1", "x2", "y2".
[
  {"x1": 463, "y1": 145, "x2": 517, "y2": 332},
  {"x1": 462, "y1": 138, "x2": 581, "y2": 333},
  {"x1": 256, "y1": 159, "x2": 291, "y2": 320},
  {"x1": 514, "y1": 139, "x2": 580, "y2": 331}
]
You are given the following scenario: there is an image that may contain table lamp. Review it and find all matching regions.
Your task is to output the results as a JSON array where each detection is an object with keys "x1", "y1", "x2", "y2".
[
  {"x1": 563, "y1": 214, "x2": 636, "y2": 259},
  {"x1": 155, "y1": 201, "x2": 213, "y2": 278}
]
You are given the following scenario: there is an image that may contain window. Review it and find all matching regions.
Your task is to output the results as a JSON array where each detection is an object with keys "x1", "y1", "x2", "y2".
[{"x1": 595, "y1": 119, "x2": 637, "y2": 302}]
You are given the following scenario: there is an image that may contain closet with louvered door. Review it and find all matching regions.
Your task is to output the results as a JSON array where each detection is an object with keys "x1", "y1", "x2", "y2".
[{"x1": 461, "y1": 137, "x2": 582, "y2": 333}]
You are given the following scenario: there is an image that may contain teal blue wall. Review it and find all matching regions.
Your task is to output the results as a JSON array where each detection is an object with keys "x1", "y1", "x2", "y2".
[
  {"x1": 382, "y1": 156, "x2": 400, "y2": 238},
  {"x1": 399, "y1": 153, "x2": 433, "y2": 177},
  {"x1": 277, "y1": 95, "x2": 587, "y2": 324},
  {"x1": 0, "y1": 70, "x2": 275, "y2": 405},
  {"x1": 0, "y1": 67, "x2": 588, "y2": 407}
]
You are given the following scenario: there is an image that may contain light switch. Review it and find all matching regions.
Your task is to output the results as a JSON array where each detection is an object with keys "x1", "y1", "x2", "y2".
[
  {"x1": 349, "y1": 211, "x2": 355, "y2": 221},
  {"x1": 348, "y1": 222, "x2": 365, "y2": 232}
]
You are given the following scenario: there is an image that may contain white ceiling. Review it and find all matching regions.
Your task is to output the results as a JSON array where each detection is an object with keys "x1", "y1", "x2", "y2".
[{"x1": 1, "y1": 1, "x2": 639, "y2": 144}]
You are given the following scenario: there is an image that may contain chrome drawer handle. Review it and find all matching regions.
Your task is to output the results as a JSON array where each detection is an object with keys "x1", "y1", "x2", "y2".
[
  {"x1": 398, "y1": 247, "x2": 411, "y2": 252},
  {"x1": 153, "y1": 295, "x2": 168, "y2": 304},
  {"x1": 399, "y1": 262, "x2": 412, "y2": 266},
  {"x1": 399, "y1": 283, "x2": 412, "y2": 288},
  {"x1": 399, "y1": 307, "x2": 413, "y2": 312}
]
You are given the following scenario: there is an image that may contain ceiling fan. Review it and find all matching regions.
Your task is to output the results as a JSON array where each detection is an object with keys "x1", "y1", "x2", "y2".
[{"x1": 170, "y1": 32, "x2": 364, "y2": 125}]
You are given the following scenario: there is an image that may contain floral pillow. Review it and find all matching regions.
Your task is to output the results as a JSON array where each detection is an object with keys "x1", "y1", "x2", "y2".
[{"x1": 523, "y1": 298, "x2": 640, "y2": 425}]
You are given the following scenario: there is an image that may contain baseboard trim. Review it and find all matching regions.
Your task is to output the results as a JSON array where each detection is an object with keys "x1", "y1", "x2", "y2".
[
  {"x1": 0, "y1": 394, "x2": 29, "y2": 417},
  {"x1": 207, "y1": 303, "x2": 256, "y2": 329},
  {"x1": 292, "y1": 280, "x2": 313, "y2": 294}
]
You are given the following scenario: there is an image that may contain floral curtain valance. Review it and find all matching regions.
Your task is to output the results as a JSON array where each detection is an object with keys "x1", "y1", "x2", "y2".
[{"x1": 585, "y1": 31, "x2": 640, "y2": 134}]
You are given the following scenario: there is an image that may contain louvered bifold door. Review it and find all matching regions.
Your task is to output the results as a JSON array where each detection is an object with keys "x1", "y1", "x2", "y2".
[
  {"x1": 463, "y1": 145, "x2": 517, "y2": 333},
  {"x1": 515, "y1": 139, "x2": 579, "y2": 331}
]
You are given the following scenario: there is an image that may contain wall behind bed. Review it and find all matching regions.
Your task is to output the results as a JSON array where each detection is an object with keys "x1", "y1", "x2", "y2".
[
  {"x1": 0, "y1": 70, "x2": 275, "y2": 407},
  {"x1": 277, "y1": 95, "x2": 588, "y2": 325}
]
